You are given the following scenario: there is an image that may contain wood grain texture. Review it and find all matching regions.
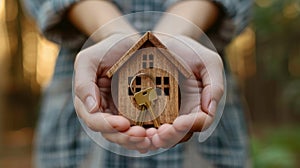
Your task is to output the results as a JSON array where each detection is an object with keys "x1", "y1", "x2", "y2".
[
  {"x1": 117, "y1": 48, "x2": 179, "y2": 126},
  {"x1": 106, "y1": 32, "x2": 149, "y2": 78},
  {"x1": 106, "y1": 31, "x2": 192, "y2": 78},
  {"x1": 106, "y1": 32, "x2": 193, "y2": 126}
]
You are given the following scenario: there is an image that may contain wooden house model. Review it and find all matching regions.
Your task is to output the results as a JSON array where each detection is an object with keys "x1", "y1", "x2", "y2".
[{"x1": 106, "y1": 32, "x2": 192, "y2": 127}]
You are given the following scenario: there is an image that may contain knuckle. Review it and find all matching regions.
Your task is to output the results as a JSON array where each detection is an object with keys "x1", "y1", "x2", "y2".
[
  {"x1": 202, "y1": 117, "x2": 214, "y2": 131},
  {"x1": 211, "y1": 83, "x2": 224, "y2": 96},
  {"x1": 103, "y1": 134, "x2": 114, "y2": 143},
  {"x1": 216, "y1": 84, "x2": 224, "y2": 94},
  {"x1": 85, "y1": 116, "x2": 98, "y2": 131},
  {"x1": 74, "y1": 82, "x2": 86, "y2": 94},
  {"x1": 117, "y1": 135, "x2": 129, "y2": 145},
  {"x1": 85, "y1": 120, "x2": 95, "y2": 131},
  {"x1": 74, "y1": 51, "x2": 85, "y2": 69}
]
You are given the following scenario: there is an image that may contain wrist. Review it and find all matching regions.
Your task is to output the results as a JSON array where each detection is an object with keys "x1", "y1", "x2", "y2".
[
  {"x1": 154, "y1": 13, "x2": 202, "y2": 39},
  {"x1": 68, "y1": 0, "x2": 137, "y2": 42},
  {"x1": 154, "y1": 0, "x2": 219, "y2": 40},
  {"x1": 91, "y1": 20, "x2": 137, "y2": 43}
]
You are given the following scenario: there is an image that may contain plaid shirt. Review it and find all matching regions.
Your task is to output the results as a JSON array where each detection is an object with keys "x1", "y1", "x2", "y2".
[{"x1": 24, "y1": 0, "x2": 252, "y2": 167}]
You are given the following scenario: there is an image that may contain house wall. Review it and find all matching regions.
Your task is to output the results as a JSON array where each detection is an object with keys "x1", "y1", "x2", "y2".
[{"x1": 117, "y1": 47, "x2": 179, "y2": 125}]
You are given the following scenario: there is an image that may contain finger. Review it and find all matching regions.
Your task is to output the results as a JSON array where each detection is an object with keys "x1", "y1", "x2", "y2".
[
  {"x1": 157, "y1": 124, "x2": 177, "y2": 141},
  {"x1": 162, "y1": 35, "x2": 224, "y2": 116},
  {"x1": 200, "y1": 61, "x2": 224, "y2": 115},
  {"x1": 145, "y1": 128, "x2": 159, "y2": 150},
  {"x1": 74, "y1": 34, "x2": 137, "y2": 113},
  {"x1": 201, "y1": 84, "x2": 222, "y2": 116},
  {"x1": 120, "y1": 138, "x2": 151, "y2": 152},
  {"x1": 102, "y1": 126, "x2": 147, "y2": 145},
  {"x1": 173, "y1": 112, "x2": 213, "y2": 132},
  {"x1": 149, "y1": 144, "x2": 159, "y2": 151},
  {"x1": 129, "y1": 135, "x2": 146, "y2": 143},
  {"x1": 75, "y1": 96, "x2": 130, "y2": 132},
  {"x1": 146, "y1": 128, "x2": 157, "y2": 138},
  {"x1": 178, "y1": 132, "x2": 193, "y2": 143},
  {"x1": 102, "y1": 127, "x2": 151, "y2": 151},
  {"x1": 152, "y1": 124, "x2": 186, "y2": 148},
  {"x1": 183, "y1": 41, "x2": 224, "y2": 116},
  {"x1": 179, "y1": 78, "x2": 202, "y2": 116},
  {"x1": 196, "y1": 48, "x2": 224, "y2": 115},
  {"x1": 135, "y1": 138, "x2": 151, "y2": 150},
  {"x1": 74, "y1": 45, "x2": 104, "y2": 113},
  {"x1": 171, "y1": 35, "x2": 224, "y2": 115}
]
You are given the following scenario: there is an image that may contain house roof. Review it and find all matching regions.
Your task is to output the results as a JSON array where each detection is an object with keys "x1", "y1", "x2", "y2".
[{"x1": 106, "y1": 31, "x2": 192, "y2": 78}]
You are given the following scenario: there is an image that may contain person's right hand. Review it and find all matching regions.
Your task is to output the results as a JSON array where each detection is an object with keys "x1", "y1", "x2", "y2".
[
  {"x1": 73, "y1": 33, "x2": 153, "y2": 153},
  {"x1": 149, "y1": 34, "x2": 225, "y2": 148}
]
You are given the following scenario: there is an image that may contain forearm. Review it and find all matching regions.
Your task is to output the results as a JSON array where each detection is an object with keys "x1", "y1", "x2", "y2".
[
  {"x1": 68, "y1": 0, "x2": 136, "y2": 41},
  {"x1": 155, "y1": 0, "x2": 219, "y2": 39}
]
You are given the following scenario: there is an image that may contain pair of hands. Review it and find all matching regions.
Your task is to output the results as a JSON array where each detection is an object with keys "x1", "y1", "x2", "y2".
[{"x1": 74, "y1": 33, "x2": 224, "y2": 153}]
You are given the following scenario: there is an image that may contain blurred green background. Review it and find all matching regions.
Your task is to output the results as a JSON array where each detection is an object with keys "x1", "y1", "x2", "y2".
[{"x1": 0, "y1": 0, "x2": 299, "y2": 167}]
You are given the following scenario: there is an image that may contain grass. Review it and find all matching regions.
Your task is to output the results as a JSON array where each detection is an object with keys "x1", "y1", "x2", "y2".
[{"x1": 251, "y1": 125, "x2": 300, "y2": 168}]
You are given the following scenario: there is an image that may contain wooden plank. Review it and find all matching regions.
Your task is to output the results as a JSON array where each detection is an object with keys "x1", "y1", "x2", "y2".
[
  {"x1": 106, "y1": 31, "x2": 192, "y2": 79},
  {"x1": 116, "y1": 48, "x2": 179, "y2": 126},
  {"x1": 109, "y1": 31, "x2": 194, "y2": 126},
  {"x1": 106, "y1": 32, "x2": 149, "y2": 78},
  {"x1": 148, "y1": 32, "x2": 192, "y2": 78}
]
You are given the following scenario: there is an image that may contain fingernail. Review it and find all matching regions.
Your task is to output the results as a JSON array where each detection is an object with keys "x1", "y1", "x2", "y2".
[
  {"x1": 85, "y1": 96, "x2": 96, "y2": 113},
  {"x1": 208, "y1": 100, "x2": 217, "y2": 114}
]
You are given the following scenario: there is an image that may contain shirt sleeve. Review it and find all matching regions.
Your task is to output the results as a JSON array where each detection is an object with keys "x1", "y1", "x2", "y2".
[
  {"x1": 164, "y1": 0, "x2": 253, "y2": 51},
  {"x1": 23, "y1": 0, "x2": 86, "y2": 48},
  {"x1": 210, "y1": 0, "x2": 253, "y2": 50}
]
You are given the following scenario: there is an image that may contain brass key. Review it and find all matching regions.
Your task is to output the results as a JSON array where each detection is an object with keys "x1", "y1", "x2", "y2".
[
  {"x1": 136, "y1": 105, "x2": 146, "y2": 126},
  {"x1": 133, "y1": 87, "x2": 160, "y2": 128}
]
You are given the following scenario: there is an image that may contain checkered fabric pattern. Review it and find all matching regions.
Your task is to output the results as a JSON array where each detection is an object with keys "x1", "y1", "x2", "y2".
[{"x1": 24, "y1": 0, "x2": 253, "y2": 167}]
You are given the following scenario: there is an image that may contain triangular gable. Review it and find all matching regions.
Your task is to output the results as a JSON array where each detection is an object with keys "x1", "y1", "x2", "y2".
[{"x1": 106, "y1": 31, "x2": 192, "y2": 78}]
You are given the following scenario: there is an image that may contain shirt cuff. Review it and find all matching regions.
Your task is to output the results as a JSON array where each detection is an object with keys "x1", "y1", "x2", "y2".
[{"x1": 38, "y1": 0, "x2": 86, "y2": 48}]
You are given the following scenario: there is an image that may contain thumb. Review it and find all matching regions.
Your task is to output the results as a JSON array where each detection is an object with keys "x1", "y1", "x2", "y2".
[
  {"x1": 200, "y1": 61, "x2": 224, "y2": 116},
  {"x1": 74, "y1": 81, "x2": 101, "y2": 113},
  {"x1": 184, "y1": 37, "x2": 224, "y2": 116},
  {"x1": 74, "y1": 50, "x2": 101, "y2": 113},
  {"x1": 201, "y1": 84, "x2": 224, "y2": 115},
  {"x1": 163, "y1": 35, "x2": 224, "y2": 116},
  {"x1": 74, "y1": 33, "x2": 139, "y2": 113}
]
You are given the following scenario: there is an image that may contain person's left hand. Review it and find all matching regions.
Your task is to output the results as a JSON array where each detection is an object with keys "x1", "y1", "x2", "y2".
[
  {"x1": 74, "y1": 33, "x2": 157, "y2": 153},
  {"x1": 148, "y1": 34, "x2": 224, "y2": 148}
]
